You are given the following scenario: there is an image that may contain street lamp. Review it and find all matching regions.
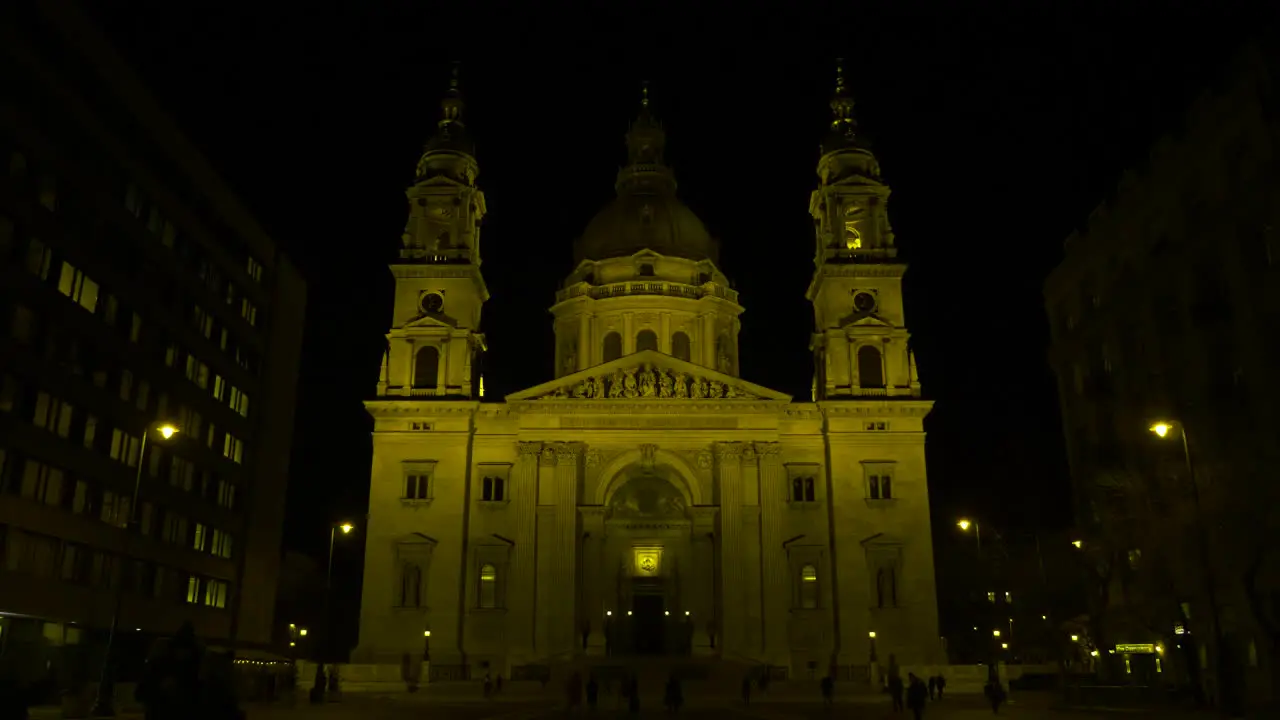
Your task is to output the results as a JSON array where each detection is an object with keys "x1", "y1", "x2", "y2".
[
  {"x1": 957, "y1": 518, "x2": 981, "y2": 552},
  {"x1": 92, "y1": 422, "x2": 180, "y2": 717},
  {"x1": 1149, "y1": 419, "x2": 1230, "y2": 712},
  {"x1": 311, "y1": 521, "x2": 356, "y2": 703}
]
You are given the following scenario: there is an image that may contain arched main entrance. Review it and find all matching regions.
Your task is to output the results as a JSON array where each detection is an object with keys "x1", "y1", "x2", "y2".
[{"x1": 599, "y1": 468, "x2": 697, "y2": 656}]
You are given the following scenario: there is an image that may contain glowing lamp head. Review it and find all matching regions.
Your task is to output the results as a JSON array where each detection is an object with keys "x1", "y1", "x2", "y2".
[
  {"x1": 606, "y1": 611, "x2": 612, "y2": 617},
  {"x1": 299, "y1": 629, "x2": 307, "y2": 637},
  {"x1": 1070, "y1": 634, "x2": 1079, "y2": 642},
  {"x1": 340, "y1": 523, "x2": 354, "y2": 534},
  {"x1": 1001, "y1": 643, "x2": 1009, "y2": 649},
  {"x1": 957, "y1": 519, "x2": 972, "y2": 531},
  {"x1": 993, "y1": 630, "x2": 1001, "y2": 637},
  {"x1": 1072, "y1": 540, "x2": 1083, "y2": 549},
  {"x1": 868, "y1": 631, "x2": 876, "y2": 639},
  {"x1": 158, "y1": 424, "x2": 178, "y2": 440},
  {"x1": 424, "y1": 630, "x2": 431, "y2": 637},
  {"x1": 1150, "y1": 422, "x2": 1172, "y2": 438}
]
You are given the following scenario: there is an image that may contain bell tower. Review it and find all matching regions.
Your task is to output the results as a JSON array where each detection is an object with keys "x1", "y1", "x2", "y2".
[
  {"x1": 378, "y1": 64, "x2": 488, "y2": 399},
  {"x1": 806, "y1": 61, "x2": 920, "y2": 400}
]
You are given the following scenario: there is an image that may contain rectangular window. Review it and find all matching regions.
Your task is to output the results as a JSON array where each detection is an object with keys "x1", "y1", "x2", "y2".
[
  {"x1": 103, "y1": 295, "x2": 119, "y2": 326},
  {"x1": 211, "y1": 529, "x2": 233, "y2": 559},
  {"x1": 790, "y1": 476, "x2": 816, "y2": 503},
  {"x1": 119, "y1": 370, "x2": 133, "y2": 402},
  {"x1": 204, "y1": 579, "x2": 228, "y2": 608},
  {"x1": 135, "y1": 380, "x2": 150, "y2": 411},
  {"x1": 212, "y1": 374, "x2": 226, "y2": 402},
  {"x1": 192, "y1": 305, "x2": 213, "y2": 339},
  {"x1": 247, "y1": 256, "x2": 263, "y2": 283},
  {"x1": 109, "y1": 429, "x2": 141, "y2": 467},
  {"x1": 139, "y1": 502, "x2": 154, "y2": 536},
  {"x1": 129, "y1": 314, "x2": 143, "y2": 343},
  {"x1": 193, "y1": 523, "x2": 207, "y2": 552},
  {"x1": 71, "y1": 481, "x2": 88, "y2": 514},
  {"x1": 100, "y1": 491, "x2": 131, "y2": 528},
  {"x1": 20, "y1": 459, "x2": 64, "y2": 506},
  {"x1": 186, "y1": 575, "x2": 200, "y2": 604},
  {"x1": 33, "y1": 392, "x2": 74, "y2": 438},
  {"x1": 240, "y1": 298, "x2": 257, "y2": 326},
  {"x1": 83, "y1": 414, "x2": 97, "y2": 449},
  {"x1": 61, "y1": 543, "x2": 84, "y2": 582},
  {"x1": 405, "y1": 473, "x2": 431, "y2": 500},
  {"x1": 170, "y1": 456, "x2": 195, "y2": 492},
  {"x1": 185, "y1": 355, "x2": 209, "y2": 389},
  {"x1": 57, "y1": 262, "x2": 100, "y2": 313},
  {"x1": 864, "y1": 463, "x2": 896, "y2": 500},
  {"x1": 16, "y1": 533, "x2": 59, "y2": 578},
  {"x1": 11, "y1": 305, "x2": 38, "y2": 344},
  {"x1": 163, "y1": 512, "x2": 188, "y2": 545},
  {"x1": 481, "y1": 476, "x2": 505, "y2": 502},
  {"x1": 228, "y1": 387, "x2": 249, "y2": 417},
  {"x1": 25, "y1": 238, "x2": 52, "y2": 280},
  {"x1": 221, "y1": 433, "x2": 243, "y2": 464},
  {"x1": 216, "y1": 480, "x2": 236, "y2": 509},
  {"x1": 165, "y1": 344, "x2": 178, "y2": 367}
]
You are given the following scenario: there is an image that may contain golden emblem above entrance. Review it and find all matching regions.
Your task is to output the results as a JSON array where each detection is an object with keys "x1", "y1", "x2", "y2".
[{"x1": 634, "y1": 547, "x2": 663, "y2": 577}]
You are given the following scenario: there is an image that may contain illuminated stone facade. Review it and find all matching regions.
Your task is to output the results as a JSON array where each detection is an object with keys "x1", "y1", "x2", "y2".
[{"x1": 355, "y1": 67, "x2": 941, "y2": 679}]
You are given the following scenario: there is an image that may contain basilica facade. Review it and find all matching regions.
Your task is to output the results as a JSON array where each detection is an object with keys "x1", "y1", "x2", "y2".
[{"x1": 354, "y1": 67, "x2": 941, "y2": 680}]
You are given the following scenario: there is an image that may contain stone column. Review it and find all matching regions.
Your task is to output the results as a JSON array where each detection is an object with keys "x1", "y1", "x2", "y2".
[
  {"x1": 554, "y1": 443, "x2": 582, "y2": 655},
  {"x1": 757, "y1": 442, "x2": 790, "y2": 666},
  {"x1": 509, "y1": 442, "x2": 542, "y2": 662},
  {"x1": 716, "y1": 442, "x2": 744, "y2": 656},
  {"x1": 534, "y1": 447, "x2": 558, "y2": 655},
  {"x1": 437, "y1": 338, "x2": 450, "y2": 393},
  {"x1": 701, "y1": 314, "x2": 716, "y2": 367},
  {"x1": 623, "y1": 313, "x2": 635, "y2": 354},
  {"x1": 691, "y1": 508, "x2": 717, "y2": 655},
  {"x1": 581, "y1": 507, "x2": 607, "y2": 654},
  {"x1": 577, "y1": 313, "x2": 592, "y2": 371},
  {"x1": 660, "y1": 313, "x2": 671, "y2": 354},
  {"x1": 404, "y1": 339, "x2": 415, "y2": 390}
]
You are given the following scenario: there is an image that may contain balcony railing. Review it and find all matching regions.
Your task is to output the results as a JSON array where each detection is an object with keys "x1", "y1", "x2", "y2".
[{"x1": 555, "y1": 280, "x2": 738, "y2": 304}]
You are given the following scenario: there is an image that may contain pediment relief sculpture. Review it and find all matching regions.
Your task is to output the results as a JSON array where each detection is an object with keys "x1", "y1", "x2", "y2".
[
  {"x1": 608, "y1": 474, "x2": 687, "y2": 519},
  {"x1": 550, "y1": 363, "x2": 756, "y2": 400}
]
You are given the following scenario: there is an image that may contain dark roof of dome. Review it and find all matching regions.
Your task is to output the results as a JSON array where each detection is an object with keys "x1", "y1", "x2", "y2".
[
  {"x1": 575, "y1": 189, "x2": 718, "y2": 264},
  {"x1": 574, "y1": 91, "x2": 718, "y2": 264}
]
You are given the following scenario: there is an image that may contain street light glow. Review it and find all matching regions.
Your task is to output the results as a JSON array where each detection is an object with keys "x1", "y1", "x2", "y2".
[
  {"x1": 340, "y1": 523, "x2": 355, "y2": 534},
  {"x1": 869, "y1": 631, "x2": 876, "y2": 638},
  {"x1": 993, "y1": 630, "x2": 1001, "y2": 637},
  {"x1": 299, "y1": 629, "x2": 307, "y2": 637},
  {"x1": 957, "y1": 519, "x2": 972, "y2": 531},
  {"x1": 1001, "y1": 643, "x2": 1009, "y2": 649},
  {"x1": 1150, "y1": 422, "x2": 1173, "y2": 438},
  {"x1": 1072, "y1": 540, "x2": 1083, "y2": 549},
  {"x1": 1070, "y1": 635, "x2": 1079, "y2": 642},
  {"x1": 158, "y1": 424, "x2": 178, "y2": 440}
]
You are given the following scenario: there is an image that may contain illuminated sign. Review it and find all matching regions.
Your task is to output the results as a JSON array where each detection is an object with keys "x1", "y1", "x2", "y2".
[{"x1": 1115, "y1": 643, "x2": 1155, "y2": 654}]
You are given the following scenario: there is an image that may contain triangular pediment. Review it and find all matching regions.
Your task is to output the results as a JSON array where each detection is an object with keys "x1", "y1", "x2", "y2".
[
  {"x1": 860, "y1": 532, "x2": 905, "y2": 547},
  {"x1": 400, "y1": 312, "x2": 459, "y2": 330},
  {"x1": 505, "y1": 350, "x2": 791, "y2": 402},
  {"x1": 839, "y1": 312, "x2": 892, "y2": 330}
]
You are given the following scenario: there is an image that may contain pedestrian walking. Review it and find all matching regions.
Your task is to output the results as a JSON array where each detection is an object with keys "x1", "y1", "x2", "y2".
[
  {"x1": 820, "y1": 675, "x2": 834, "y2": 706},
  {"x1": 936, "y1": 674, "x2": 947, "y2": 700},
  {"x1": 906, "y1": 673, "x2": 928, "y2": 720},
  {"x1": 927, "y1": 675, "x2": 937, "y2": 701},
  {"x1": 585, "y1": 675, "x2": 599, "y2": 712},
  {"x1": 663, "y1": 673, "x2": 683, "y2": 714},
  {"x1": 889, "y1": 672, "x2": 905, "y2": 713},
  {"x1": 984, "y1": 679, "x2": 1006, "y2": 714},
  {"x1": 740, "y1": 674, "x2": 751, "y2": 704}
]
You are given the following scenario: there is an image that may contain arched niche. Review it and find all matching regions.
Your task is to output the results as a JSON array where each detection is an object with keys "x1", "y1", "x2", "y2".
[{"x1": 593, "y1": 448, "x2": 703, "y2": 508}]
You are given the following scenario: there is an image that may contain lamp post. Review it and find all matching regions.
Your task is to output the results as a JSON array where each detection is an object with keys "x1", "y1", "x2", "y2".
[
  {"x1": 1149, "y1": 420, "x2": 1229, "y2": 713},
  {"x1": 311, "y1": 521, "x2": 355, "y2": 704},
  {"x1": 92, "y1": 422, "x2": 179, "y2": 717}
]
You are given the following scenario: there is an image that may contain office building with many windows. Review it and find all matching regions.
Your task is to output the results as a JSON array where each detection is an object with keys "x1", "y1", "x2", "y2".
[{"x1": 0, "y1": 0, "x2": 306, "y2": 667}]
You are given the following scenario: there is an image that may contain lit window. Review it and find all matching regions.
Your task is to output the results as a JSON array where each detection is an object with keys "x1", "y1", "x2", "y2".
[
  {"x1": 478, "y1": 563, "x2": 498, "y2": 608},
  {"x1": 211, "y1": 530, "x2": 233, "y2": 559},
  {"x1": 100, "y1": 491, "x2": 131, "y2": 528},
  {"x1": 228, "y1": 387, "x2": 249, "y2": 417},
  {"x1": 192, "y1": 305, "x2": 213, "y2": 339},
  {"x1": 193, "y1": 523, "x2": 207, "y2": 552},
  {"x1": 246, "y1": 256, "x2": 263, "y2": 283},
  {"x1": 109, "y1": 429, "x2": 141, "y2": 467},
  {"x1": 800, "y1": 564, "x2": 819, "y2": 609},
  {"x1": 57, "y1": 262, "x2": 100, "y2": 313},
  {"x1": 240, "y1": 298, "x2": 257, "y2": 326},
  {"x1": 221, "y1": 433, "x2": 243, "y2": 464},
  {"x1": 129, "y1": 314, "x2": 142, "y2": 343},
  {"x1": 33, "y1": 391, "x2": 73, "y2": 438},
  {"x1": 83, "y1": 414, "x2": 97, "y2": 449},
  {"x1": 164, "y1": 513, "x2": 188, "y2": 545},
  {"x1": 19, "y1": 459, "x2": 64, "y2": 506},
  {"x1": 216, "y1": 480, "x2": 236, "y2": 509},
  {"x1": 212, "y1": 374, "x2": 226, "y2": 402},
  {"x1": 204, "y1": 579, "x2": 227, "y2": 608}
]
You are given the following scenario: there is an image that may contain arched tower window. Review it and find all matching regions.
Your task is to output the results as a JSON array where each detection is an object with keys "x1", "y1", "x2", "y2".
[
  {"x1": 602, "y1": 332, "x2": 622, "y2": 363},
  {"x1": 671, "y1": 331, "x2": 691, "y2": 362},
  {"x1": 413, "y1": 346, "x2": 440, "y2": 389},
  {"x1": 858, "y1": 345, "x2": 885, "y2": 389},
  {"x1": 800, "y1": 564, "x2": 819, "y2": 609},
  {"x1": 478, "y1": 563, "x2": 498, "y2": 609},
  {"x1": 636, "y1": 329, "x2": 658, "y2": 353}
]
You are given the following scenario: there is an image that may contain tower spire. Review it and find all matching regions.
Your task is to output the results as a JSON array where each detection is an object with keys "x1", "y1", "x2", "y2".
[
  {"x1": 828, "y1": 58, "x2": 858, "y2": 143},
  {"x1": 416, "y1": 61, "x2": 475, "y2": 183},
  {"x1": 617, "y1": 80, "x2": 674, "y2": 193}
]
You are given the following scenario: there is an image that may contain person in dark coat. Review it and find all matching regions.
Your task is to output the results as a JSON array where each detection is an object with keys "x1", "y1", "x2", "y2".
[
  {"x1": 627, "y1": 674, "x2": 640, "y2": 714},
  {"x1": 663, "y1": 673, "x2": 683, "y2": 714},
  {"x1": 906, "y1": 673, "x2": 928, "y2": 720},
  {"x1": 984, "y1": 679, "x2": 1006, "y2": 714},
  {"x1": 927, "y1": 675, "x2": 937, "y2": 701},
  {"x1": 585, "y1": 675, "x2": 599, "y2": 711},
  {"x1": 740, "y1": 674, "x2": 751, "y2": 704},
  {"x1": 888, "y1": 672, "x2": 905, "y2": 713},
  {"x1": 820, "y1": 675, "x2": 834, "y2": 706},
  {"x1": 936, "y1": 674, "x2": 947, "y2": 700}
]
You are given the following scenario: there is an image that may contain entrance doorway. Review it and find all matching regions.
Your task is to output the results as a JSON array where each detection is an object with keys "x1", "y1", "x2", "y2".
[{"x1": 632, "y1": 594, "x2": 666, "y2": 655}]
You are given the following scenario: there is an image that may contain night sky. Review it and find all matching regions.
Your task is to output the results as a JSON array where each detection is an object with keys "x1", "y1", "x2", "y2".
[{"x1": 88, "y1": 2, "x2": 1260, "y2": 577}]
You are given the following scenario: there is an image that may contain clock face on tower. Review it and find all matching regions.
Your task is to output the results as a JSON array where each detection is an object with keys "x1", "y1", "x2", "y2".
[{"x1": 853, "y1": 291, "x2": 877, "y2": 314}]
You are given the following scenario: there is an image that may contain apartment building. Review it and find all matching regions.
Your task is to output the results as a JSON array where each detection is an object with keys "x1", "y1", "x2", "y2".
[
  {"x1": 1044, "y1": 41, "x2": 1279, "y2": 705},
  {"x1": 0, "y1": 0, "x2": 305, "y2": 669}
]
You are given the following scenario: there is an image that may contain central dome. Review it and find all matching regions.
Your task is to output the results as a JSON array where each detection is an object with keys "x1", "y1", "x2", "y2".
[
  {"x1": 575, "y1": 188, "x2": 718, "y2": 264},
  {"x1": 574, "y1": 92, "x2": 719, "y2": 265}
]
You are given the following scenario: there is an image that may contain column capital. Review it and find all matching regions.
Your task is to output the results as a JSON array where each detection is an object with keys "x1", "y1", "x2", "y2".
[
  {"x1": 517, "y1": 441, "x2": 543, "y2": 458},
  {"x1": 555, "y1": 442, "x2": 584, "y2": 463},
  {"x1": 715, "y1": 441, "x2": 744, "y2": 459},
  {"x1": 755, "y1": 441, "x2": 782, "y2": 458},
  {"x1": 539, "y1": 446, "x2": 558, "y2": 466}
]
